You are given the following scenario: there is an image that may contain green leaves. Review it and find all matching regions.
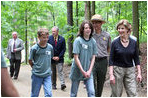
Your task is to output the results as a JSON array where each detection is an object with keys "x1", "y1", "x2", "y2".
[{"x1": 1, "y1": 1, "x2": 147, "y2": 49}]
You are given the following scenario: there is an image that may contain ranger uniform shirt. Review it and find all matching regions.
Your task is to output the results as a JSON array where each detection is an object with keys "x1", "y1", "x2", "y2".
[{"x1": 93, "y1": 31, "x2": 111, "y2": 58}]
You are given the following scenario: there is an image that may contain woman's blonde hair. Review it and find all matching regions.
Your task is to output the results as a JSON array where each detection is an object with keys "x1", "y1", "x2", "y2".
[{"x1": 116, "y1": 19, "x2": 131, "y2": 32}]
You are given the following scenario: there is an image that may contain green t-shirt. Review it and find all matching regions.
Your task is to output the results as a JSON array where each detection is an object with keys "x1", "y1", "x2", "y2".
[
  {"x1": 69, "y1": 36, "x2": 98, "y2": 81},
  {"x1": 29, "y1": 43, "x2": 53, "y2": 77}
]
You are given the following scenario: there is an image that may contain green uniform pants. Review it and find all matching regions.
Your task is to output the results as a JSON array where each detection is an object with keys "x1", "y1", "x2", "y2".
[
  {"x1": 110, "y1": 66, "x2": 137, "y2": 97},
  {"x1": 93, "y1": 57, "x2": 108, "y2": 97}
]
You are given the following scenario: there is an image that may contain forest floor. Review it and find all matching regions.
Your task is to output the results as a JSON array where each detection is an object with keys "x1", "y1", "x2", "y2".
[{"x1": 12, "y1": 43, "x2": 147, "y2": 97}]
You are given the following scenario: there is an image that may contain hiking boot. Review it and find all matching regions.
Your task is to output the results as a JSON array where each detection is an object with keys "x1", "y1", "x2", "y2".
[{"x1": 61, "y1": 84, "x2": 66, "y2": 90}]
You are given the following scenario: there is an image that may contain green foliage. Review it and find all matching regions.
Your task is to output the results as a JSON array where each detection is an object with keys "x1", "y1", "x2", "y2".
[
  {"x1": 64, "y1": 50, "x2": 72, "y2": 66},
  {"x1": 139, "y1": 34, "x2": 147, "y2": 43},
  {"x1": 2, "y1": 1, "x2": 146, "y2": 46},
  {"x1": 1, "y1": 1, "x2": 147, "y2": 64}
]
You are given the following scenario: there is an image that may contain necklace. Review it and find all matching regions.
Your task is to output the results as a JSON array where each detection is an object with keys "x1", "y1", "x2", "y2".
[{"x1": 121, "y1": 39, "x2": 129, "y2": 43}]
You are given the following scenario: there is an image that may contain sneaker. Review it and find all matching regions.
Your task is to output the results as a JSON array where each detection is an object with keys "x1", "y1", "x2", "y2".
[{"x1": 61, "y1": 84, "x2": 66, "y2": 90}]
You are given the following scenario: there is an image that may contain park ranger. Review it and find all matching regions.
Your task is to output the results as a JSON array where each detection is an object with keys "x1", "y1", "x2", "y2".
[{"x1": 91, "y1": 14, "x2": 111, "y2": 97}]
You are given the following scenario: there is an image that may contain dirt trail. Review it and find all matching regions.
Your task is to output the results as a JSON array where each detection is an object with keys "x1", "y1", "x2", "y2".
[{"x1": 12, "y1": 65, "x2": 146, "y2": 97}]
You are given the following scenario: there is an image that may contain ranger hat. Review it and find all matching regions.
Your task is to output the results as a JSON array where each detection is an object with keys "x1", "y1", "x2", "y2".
[{"x1": 91, "y1": 14, "x2": 106, "y2": 24}]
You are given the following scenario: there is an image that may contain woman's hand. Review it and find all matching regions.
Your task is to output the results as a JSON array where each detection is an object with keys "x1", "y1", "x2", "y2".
[
  {"x1": 137, "y1": 73, "x2": 142, "y2": 82},
  {"x1": 110, "y1": 74, "x2": 115, "y2": 85},
  {"x1": 136, "y1": 65, "x2": 142, "y2": 82},
  {"x1": 109, "y1": 66, "x2": 115, "y2": 84}
]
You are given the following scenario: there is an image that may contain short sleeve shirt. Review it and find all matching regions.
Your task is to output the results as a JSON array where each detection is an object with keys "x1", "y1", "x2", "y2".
[
  {"x1": 93, "y1": 31, "x2": 111, "y2": 58},
  {"x1": 69, "y1": 37, "x2": 98, "y2": 81},
  {"x1": 29, "y1": 43, "x2": 53, "y2": 77}
]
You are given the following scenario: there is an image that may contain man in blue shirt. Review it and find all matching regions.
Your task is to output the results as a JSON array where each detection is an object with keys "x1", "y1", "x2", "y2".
[{"x1": 48, "y1": 26, "x2": 66, "y2": 90}]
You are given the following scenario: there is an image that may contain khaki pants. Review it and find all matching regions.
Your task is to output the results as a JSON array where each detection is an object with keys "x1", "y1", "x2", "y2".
[
  {"x1": 110, "y1": 66, "x2": 137, "y2": 97},
  {"x1": 51, "y1": 63, "x2": 65, "y2": 87}
]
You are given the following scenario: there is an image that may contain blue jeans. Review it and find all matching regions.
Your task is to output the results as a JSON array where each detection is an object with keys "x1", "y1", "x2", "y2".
[
  {"x1": 70, "y1": 77, "x2": 95, "y2": 97},
  {"x1": 31, "y1": 74, "x2": 52, "y2": 97}
]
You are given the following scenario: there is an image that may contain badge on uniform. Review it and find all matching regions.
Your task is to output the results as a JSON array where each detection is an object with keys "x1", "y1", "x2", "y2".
[{"x1": 103, "y1": 37, "x2": 106, "y2": 40}]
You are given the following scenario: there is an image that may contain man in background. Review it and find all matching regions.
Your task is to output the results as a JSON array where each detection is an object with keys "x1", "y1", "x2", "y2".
[
  {"x1": 48, "y1": 26, "x2": 66, "y2": 90},
  {"x1": 7, "y1": 31, "x2": 24, "y2": 80}
]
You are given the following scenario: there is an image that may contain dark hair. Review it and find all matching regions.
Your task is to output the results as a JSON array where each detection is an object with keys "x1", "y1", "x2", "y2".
[
  {"x1": 77, "y1": 20, "x2": 94, "y2": 38},
  {"x1": 37, "y1": 28, "x2": 49, "y2": 37}
]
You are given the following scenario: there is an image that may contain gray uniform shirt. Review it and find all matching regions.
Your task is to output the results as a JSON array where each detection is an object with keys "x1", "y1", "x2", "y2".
[
  {"x1": 69, "y1": 37, "x2": 98, "y2": 81},
  {"x1": 93, "y1": 31, "x2": 111, "y2": 58}
]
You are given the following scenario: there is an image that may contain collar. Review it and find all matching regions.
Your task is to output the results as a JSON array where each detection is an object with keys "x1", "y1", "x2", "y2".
[
  {"x1": 94, "y1": 30, "x2": 104, "y2": 36},
  {"x1": 13, "y1": 38, "x2": 18, "y2": 41},
  {"x1": 54, "y1": 36, "x2": 58, "y2": 41}
]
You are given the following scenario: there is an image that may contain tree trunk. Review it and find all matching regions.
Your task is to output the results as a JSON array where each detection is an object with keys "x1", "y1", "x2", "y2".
[
  {"x1": 106, "y1": 2, "x2": 109, "y2": 31},
  {"x1": 125, "y1": 3, "x2": 127, "y2": 19},
  {"x1": 118, "y1": 2, "x2": 121, "y2": 20},
  {"x1": 85, "y1": 1, "x2": 91, "y2": 20},
  {"x1": 25, "y1": 9, "x2": 28, "y2": 64},
  {"x1": 51, "y1": 5, "x2": 56, "y2": 26},
  {"x1": 52, "y1": 12, "x2": 55, "y2": 26},
  {"x1": 92, "y1": 1, "x2": 95, "y2": 16},
  {"x1": 76, "y1": 1, "x2": 78, "y2": 32},
  {"x1": 132, "y1": 1, "x2": 139, "y2": 48},
  {"x1": 140, "y1": 16, "x2": 142, "y2": 38},
  {"x1": 67, "y1": 1, "x2": 73, "y2": 59}
]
